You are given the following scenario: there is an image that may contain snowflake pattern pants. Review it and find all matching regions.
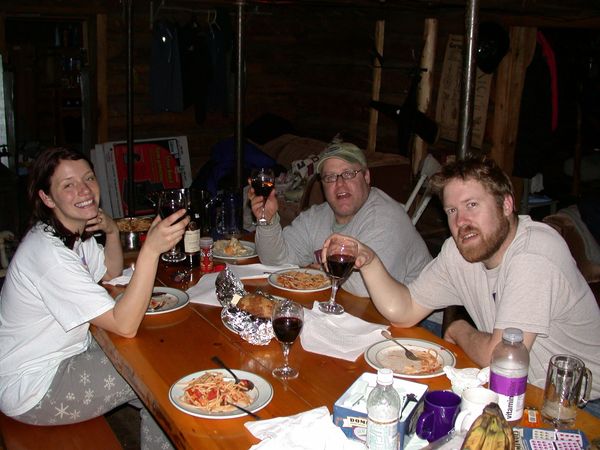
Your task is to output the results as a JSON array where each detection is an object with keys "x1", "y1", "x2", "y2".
[{"x1": 13, "y1": 337, "x2": 174, "y2": 450}]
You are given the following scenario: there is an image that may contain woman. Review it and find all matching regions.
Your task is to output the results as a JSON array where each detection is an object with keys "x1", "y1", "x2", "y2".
[{"x1": 0, "y1": 147, "x2": 188, "y2": 448}]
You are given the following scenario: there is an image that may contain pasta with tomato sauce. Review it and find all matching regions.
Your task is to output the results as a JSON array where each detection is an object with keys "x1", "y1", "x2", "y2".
[{"x1": 181, "y1": 371, "x2": 252, "y2": 412}]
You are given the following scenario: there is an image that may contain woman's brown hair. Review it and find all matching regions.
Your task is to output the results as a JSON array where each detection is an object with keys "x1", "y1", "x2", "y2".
[{"x1": 27, "y1": 147, "x2": 94, "y2": 246}]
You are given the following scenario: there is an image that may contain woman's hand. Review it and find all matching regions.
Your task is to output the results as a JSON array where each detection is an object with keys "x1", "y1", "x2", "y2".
[
  {"x1": 86, "y1": 208, "x2": 118, "y2": 236},
  {"x1": 322, "y1": 233, "x2": 377, "y2": 270},
  {"x1": 143, "y1": 209, "x2": 190, "y2": 256}
]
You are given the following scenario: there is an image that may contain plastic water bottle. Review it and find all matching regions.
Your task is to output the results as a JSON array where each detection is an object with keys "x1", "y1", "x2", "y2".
[
  {"x1": 366, "y1": 368, "x2": 400, "y2": 450},
  {"x1": 489, "y1": 327, "x2": 529, "y2": 423}
]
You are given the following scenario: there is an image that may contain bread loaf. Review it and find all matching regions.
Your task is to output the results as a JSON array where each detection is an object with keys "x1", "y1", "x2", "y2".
[{"x1": 236, "y1": 293, "x2": 274, "y2": 319}]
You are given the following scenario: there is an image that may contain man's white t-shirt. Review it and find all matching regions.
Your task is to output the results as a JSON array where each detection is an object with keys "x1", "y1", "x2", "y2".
[
  {"x1": 408, "y1": 216, "x2": 600, "y2": 399},
  {"x1": 0, "y1": 223, "x2": 115, "y2": 416}
]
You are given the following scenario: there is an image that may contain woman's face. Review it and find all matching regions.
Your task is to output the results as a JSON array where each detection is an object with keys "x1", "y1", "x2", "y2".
[{"x1": 39, "y1": 159, "x2": 100, "y2": 234}]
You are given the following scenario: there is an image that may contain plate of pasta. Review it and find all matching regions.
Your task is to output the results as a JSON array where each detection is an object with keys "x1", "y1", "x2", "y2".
[
  {"x1": 168, "y1": 369, "x2": 273, "y2": 419},
  {"x1": 364, "y1": 338, "x2": 456, "y2": 379},
  {"x1": 267, "y1": 268, "x2": 331, "y2": 293}
]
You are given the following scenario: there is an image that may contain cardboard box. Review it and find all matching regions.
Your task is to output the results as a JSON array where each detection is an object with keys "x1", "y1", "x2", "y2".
[
  {"x1": 333, "y1": 372, "x2": 428, "y2": 448},
  {"x1": 93, "y1": 136, "x2": 192, "y2": 218}
]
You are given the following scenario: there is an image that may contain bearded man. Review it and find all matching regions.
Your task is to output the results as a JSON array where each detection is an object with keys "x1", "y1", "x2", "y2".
[{"x1": 324, "y1": 156, "x2": 600, "y2": 404}]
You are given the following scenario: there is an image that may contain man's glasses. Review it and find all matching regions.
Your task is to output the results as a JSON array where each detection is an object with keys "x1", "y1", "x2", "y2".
[{"x1": 320, "y1": 169, "x2": 364, "y2": 184}]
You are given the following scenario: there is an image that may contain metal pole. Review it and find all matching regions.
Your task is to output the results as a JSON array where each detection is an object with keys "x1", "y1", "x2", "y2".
[
  {"x1": 457, "y1": 0, "x2": 480, "y2": 160},
  {"x1": 126, "y1": 0, "x2": 135, "y2": 216},
  {"x1": 233, "y1": 1, "x2": 246, "y2": 189}
]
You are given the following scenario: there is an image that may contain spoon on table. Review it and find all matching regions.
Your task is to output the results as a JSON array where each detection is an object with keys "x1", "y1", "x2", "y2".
[
  {"x1": 380, "y1": 330, "x2": 421, "y2": 361},
  {"x1": 211, "y1": 356, "x2": 255, "y2": 391}
]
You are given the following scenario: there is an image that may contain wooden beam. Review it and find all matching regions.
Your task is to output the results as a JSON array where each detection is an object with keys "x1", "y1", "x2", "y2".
[
  {"x1": 490, "y1": 26, "x2": 536, "y2": 175},
  {"x1": 412, "y1": 17, "x2": 438, "y2": 175},
  {"x1": 366, "y1": 19, "x2": 384, "y2": 156},
  {"x1": 489, "y1": 26, "x2": 536, "y2": 210},
  {"x1": 96, "y1": 13, "x2": 108, "y2": 142}
]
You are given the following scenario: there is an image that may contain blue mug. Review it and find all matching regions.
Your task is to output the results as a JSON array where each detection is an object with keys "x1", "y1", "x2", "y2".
[{"x1": 415, "y1": 390, "x2": 461, "y2": 442}]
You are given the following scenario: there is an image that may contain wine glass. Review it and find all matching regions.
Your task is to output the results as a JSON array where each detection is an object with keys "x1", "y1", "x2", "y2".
[
  {"x1": 318, "y1": 237, "x2": 357, "y2": 315},
  {"x1": 157, "y1": 188, "x2": 189, "y2": 263},
  {"x1": 272, "y1": 300, "x2": 304, "y2": 380},
  {"x1": 250, "y1": 168, "x2": 275, "y2": 225}
]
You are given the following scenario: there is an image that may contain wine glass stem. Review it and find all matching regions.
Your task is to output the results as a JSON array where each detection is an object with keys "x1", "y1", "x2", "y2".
[
  {"x1": 261, "y1": 199, "x2": 266, "y2": 221},
  {"x1": 328, "y1": 279, "x2": 339, "y2": 306},
  {"x1": 280, "y1": 342, "x2": 291, "y2": 369}
]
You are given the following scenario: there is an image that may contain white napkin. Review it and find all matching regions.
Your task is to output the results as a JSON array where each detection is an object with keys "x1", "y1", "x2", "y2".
[
  {"x1": 444, "y1": 366, "x2": 490, "y2": 396},
  {"x1": 103, "y1": 267, "x2": 134, "y2": 286},
  {"x1": 185, "y1": 263, "x2": 297, "y2": 307},
  {"x1": 300, "y1": 302, "x2": 388, "y2": 361},
  {"x1": 245, "y1": 406, "x2": 365, "y2": 450}
]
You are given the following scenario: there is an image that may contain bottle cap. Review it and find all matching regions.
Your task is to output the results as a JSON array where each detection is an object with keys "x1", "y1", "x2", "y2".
[
  {"x1": 503, "y1": 327, "x2": 523, "y2": 343},
  {"x1": 376, "y1": 368, "x2": 394, "y2": 385},
  {"x1": 199, "y1": 237, "x2": 214, "y2": 246}
]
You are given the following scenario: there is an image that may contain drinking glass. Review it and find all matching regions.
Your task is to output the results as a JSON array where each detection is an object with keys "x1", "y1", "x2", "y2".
[
  {"x1": 250, "y1": 168, "x2": 275, "y2": 225},
  {"x1": 157, "y1": 188, "x2": 189, "y2": 263},
  {"x1": 541, "y1": 354, "x2": 592, "y2": 428},
  {"x1": 272, "y1": 300, "x2": 304, "y2": 380},
  {"x1": 318, "y1": 237, "x2": 357, "y2": 315}
]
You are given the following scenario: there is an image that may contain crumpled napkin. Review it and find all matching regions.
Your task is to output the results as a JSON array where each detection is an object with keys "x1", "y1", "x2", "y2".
[
  {"x1": 245, "y1": 406, "x2": 365, "y2": 450},
  {"x1": 444, "y1": 366, "x2": 490, "y2": 396},
  {"x1": 103, "y1": 267, "x2": 134, "y2": 286},
  {"x1": 300, "y1": 302, "x2": 388, "y2": 361},
  {"x1": 186, "y1": 263, "x2": 297, "y2": 307}
]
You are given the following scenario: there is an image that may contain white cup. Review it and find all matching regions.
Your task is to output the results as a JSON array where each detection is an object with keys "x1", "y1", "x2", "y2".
[{"x1": 454, "y1": 387, "x2": 499, "y2": 433}]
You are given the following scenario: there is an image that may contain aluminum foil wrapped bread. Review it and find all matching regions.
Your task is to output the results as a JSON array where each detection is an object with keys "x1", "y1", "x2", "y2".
[{"x1": 216, "y1": 268, "x2": 281, "y2": 345}]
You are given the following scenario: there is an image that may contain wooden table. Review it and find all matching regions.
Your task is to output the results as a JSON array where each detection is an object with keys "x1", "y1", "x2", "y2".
[{"x1": 93, "y1": 260, "x2": 600, "y2": 449}]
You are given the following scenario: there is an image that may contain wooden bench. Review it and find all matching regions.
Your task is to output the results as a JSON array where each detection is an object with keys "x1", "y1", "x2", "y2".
[{"x1": 0, "y1": 412, "x2": 123, "y2": 450}]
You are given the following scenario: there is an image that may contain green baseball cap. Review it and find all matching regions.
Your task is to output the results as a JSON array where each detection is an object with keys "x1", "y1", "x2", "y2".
[{"x1": 316, "y1": 142, "x2": 367, "y2": 174}]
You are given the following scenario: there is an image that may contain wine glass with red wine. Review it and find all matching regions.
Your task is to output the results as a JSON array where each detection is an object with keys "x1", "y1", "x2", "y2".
[
  {"x1": 157, "y1": 188, "x2": 189, "y2": 263},
  {"x1": 250, "y1": 168, "x2": 275, "y2": 225},
  {"x1": 272, "y1": 300, "x2": 304, "y2": 380},
  {"x1": 318, "y1": 237, "x2": 357, "y2": 315}
]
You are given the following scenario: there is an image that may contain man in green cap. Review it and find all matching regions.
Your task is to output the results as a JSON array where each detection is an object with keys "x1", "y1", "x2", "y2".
[{"x1": 248, "y1": 140, "x2": 431, "y2": 298}]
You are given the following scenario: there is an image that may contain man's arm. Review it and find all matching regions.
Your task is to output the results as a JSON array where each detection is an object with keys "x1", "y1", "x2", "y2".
[
  {"x1": 324, "y1": 233, "x2": 433, "y2": 326},
  {"x1": 444, "y1": 320, "x2": 538, "y2": 367}
]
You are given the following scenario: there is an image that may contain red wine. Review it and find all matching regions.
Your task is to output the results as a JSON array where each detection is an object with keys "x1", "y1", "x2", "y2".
[
  {"x1": 251, "y1": 180, "x2": 274, "y2": 198},
  {"x1": 159, "y1": 205, "x2": 178, "y2": 219},
  {"x1": 272, "y1": 317, "x2": 303, "y2": 343},
  {"x1": 159, "y1": 204, "x2": 186, "y2": 223},
  {"x1": 327, "y1": 253, "x2": 356, "y2": 279}
]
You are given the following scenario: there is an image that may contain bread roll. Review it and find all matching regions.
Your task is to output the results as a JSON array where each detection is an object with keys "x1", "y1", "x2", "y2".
[{"x1": 236, "y1": 293, "x2": 274, "y2": 319}]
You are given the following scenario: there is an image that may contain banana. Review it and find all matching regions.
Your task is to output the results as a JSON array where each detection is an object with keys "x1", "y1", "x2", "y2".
[
  {"x1": 460, "y1": 402, "x2": 515, "y2": 450},
  {"x1": 461, "y1": 425, "x2": 488, "y2": 450},
  {"x1": 481, "y1": 429, "x2": 508, "y2": 450}
]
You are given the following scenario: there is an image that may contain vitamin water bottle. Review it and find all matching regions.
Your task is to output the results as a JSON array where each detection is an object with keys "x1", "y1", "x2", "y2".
[{"x1": 489, "y1": 327, "x2": 529, "y2": 423}]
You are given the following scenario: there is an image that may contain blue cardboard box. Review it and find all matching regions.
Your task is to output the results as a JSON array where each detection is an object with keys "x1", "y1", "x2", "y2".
[{"x1": 333, "y1": 372, "x2": 428, "y2": 448}]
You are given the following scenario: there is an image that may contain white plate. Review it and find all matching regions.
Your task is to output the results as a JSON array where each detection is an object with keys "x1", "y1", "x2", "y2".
[
  {"x1": 364, "y1": 338, "x2": 456, "y2": 379},
  {"x1": 115, "y1": 287, "x2": 189, "y2": 315},
  {"x1": 213, "y1": 240, "x2": 257, "y2": 261},
  {"x1": 168, "y1": 368, "x2": 273, "y2": 419},
  {"x1": 267, "y1": 268, "x2": 331, "y2": 293}
]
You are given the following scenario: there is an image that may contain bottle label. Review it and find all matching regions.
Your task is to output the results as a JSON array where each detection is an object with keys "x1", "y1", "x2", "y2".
[
  {"x1": 366, "y1": 416, "x2": 399, "y2": 450},
  {"x1": 200, "y1": 246, "x2": 214, "y2": 273},
  {"x1": 184, "y1": 230, "x2": 200, "y2": 253},
  {"x1": 490, "y1": 371, "x2": 527, "y2": 421}
]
